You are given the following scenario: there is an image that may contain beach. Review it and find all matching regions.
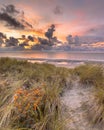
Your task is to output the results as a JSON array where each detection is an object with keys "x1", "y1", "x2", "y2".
[{"x1": 0, "y1": 51, "x2": 104, "y2": 68}]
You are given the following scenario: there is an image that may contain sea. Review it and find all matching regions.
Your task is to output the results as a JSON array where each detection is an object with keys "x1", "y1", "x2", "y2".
[{"x1": 0, "y1": 50, "x2": 104, "y2": 68}]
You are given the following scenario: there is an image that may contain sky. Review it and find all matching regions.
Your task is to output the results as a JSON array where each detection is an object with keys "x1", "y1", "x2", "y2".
[{"x1": 0, "y1": 0, "x2": 104, "y2": 41}]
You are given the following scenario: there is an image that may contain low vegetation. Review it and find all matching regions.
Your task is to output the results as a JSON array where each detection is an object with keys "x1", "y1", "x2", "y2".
[
  {"x1": 0, "y1": 58, "x2": 71, "y2": 130},
  {"x1": 74, "y1": 64, "x2": 104, "y2": 128},
  {"x1": 73, "y1": 64, "x2": 104, "y2": 87},
  {"x1": 0, "y1": 58, "x2": 104, "y2": 129}
]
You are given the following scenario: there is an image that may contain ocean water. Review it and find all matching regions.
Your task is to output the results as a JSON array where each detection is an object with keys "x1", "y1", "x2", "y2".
[{"x1": 0, "y1": 51, "x2": 104, "y2": 68}]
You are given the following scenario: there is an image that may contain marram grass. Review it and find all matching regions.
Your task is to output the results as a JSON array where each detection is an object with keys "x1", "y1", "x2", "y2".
[
  {"x1": 0, "y1": 58, "x2": 104, "y2": 129},
  {"x1": 0, "y1": 58, "x2": 71, "y2": 130}
]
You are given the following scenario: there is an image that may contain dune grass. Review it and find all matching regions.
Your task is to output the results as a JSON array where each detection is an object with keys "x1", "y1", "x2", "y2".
[
  {"x1": 73, "y1": 64, "x2": 104, "y2": 127},
  {"x1": 73, "y1": 64, "x2": 104, "y2": 87},
  {"x1": 0, "y1": 58, "x2": 72, "y2": 130},
  {"x1": 0, "y1": 58, "x2": 104, "y2": 129}
]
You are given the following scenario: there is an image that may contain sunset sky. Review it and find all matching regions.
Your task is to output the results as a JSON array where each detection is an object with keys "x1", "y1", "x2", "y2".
[{"x1": 0, "y1": 0, "x2": 104, "y2": 41}]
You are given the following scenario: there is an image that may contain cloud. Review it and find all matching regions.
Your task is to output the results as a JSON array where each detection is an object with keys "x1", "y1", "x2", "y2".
[
  {"x1": 0, "y1": 4, "x2": 33, "y2": 29},
  {"x1": 6, "y1": 36, "x2": 18, "y2": 46},
  {"x1": 0, "y1": 32, "x2": 6, "y2": 39},
  {"x1": 84, "y1": 25, "x2": 104, "y2": 37},
  {"x1": 0, "y1": 12, "x2": 25, "y2": 29},
  {"x1": 28, "y1": 35, "x2": 34, "y2": 41},
  {"x1": 53, "y1": 5, "x2": 63, "y2": 15},
  {"x1": 21, "y1": 19, "x2": 33, "y2": 29},
  {"x1": 66, "y1": 35, "x2": 73, "y2": 44},
  {"x1": 1, "y1": 4, "x2": 19, "y2": 15},
  {"x1": 45, "y1": 24, "x2": 55, "y2": 40},
  {"x1": 24, "y1": 27, "x2": 45, "y2": 38}
]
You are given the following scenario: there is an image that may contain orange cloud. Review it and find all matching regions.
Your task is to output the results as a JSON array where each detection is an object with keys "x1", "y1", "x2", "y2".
[{"x1": 17, "y1": 3, "x2": 43, "y2": 27}]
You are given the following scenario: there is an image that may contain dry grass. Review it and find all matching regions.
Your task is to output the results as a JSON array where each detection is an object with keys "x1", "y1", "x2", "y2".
[
  {"x1": 0, "y1": 58, "x2": 71, "y2": 130},
  {"x1": 1, "y1": 58, "x2": 104, "y2": 129},
  {"x1": 73, "y1": 64, "x2": 104, "y2": 87},
  {"x1": 74, "y1": 64, "x2": 104, "y2": 128}
]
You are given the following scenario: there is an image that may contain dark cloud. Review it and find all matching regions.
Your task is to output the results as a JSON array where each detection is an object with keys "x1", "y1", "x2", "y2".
[
  {"x1": 28, "y1": 35, "x2": 34, "y2": 41},
  {"x1": 38, "y1": 24, "x2": 58, "y2": 46},
  {"x1": 45, "y1": 24, "x2": 55, "y2": 41},
  {"x1": 0, "y1": 32, "x2": 6, "y2": 39},
  {"x1": 38, "y1": 37, "x2": 50, "y2": 45},
  {"x1": 6, "y1": 37, "x2": 18, "y2": 46},
  {"x1": 66, "y1": 35, "x2": 80, "y2": 44},
  {"x1": 0, "y1": 4, "x2": 33, "y2": 29},
  {"x1": 22, "y1": 35, "x2": 26, "y2": 39},
  {"x1": 53, "y1": 5, "x2": 63, "y2": 15},
  {"x1": 31, "y1": 43, "x2": 51, "y2": 50},
  {"x1": 21, "y1": 19, "x2": 33, "y2": 29},
  {"x1": 0, "y1": 12, "x2": 25, "y2": 29},
  {"x1": 19, "y1": 42, "x2": 29, "y2": 48},
  {"x1": 1, "y1": 4, "x2": 19, "y2": 15}
]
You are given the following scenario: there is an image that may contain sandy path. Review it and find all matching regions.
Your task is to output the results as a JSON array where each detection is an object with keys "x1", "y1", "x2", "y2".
[{"x1": 62, "y1": 81, "x2": 99, "y2": 130}]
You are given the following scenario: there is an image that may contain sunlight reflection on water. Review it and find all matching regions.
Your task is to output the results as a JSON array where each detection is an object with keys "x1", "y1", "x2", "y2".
[
  {"x1": 0, "y1": 51, "x2": 104, "y2": 68},
  {"x1": 0, "y1": 51, "x2": 104, "y2": 61}
]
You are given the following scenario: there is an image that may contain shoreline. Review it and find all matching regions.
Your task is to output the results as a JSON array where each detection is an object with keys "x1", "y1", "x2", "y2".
[
  {"x1": 0, "y1": 56, "x2": 104, "y2": 63},
  {"x1": 0, "y1": 57, "x2": 104, "y2": 69}
]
